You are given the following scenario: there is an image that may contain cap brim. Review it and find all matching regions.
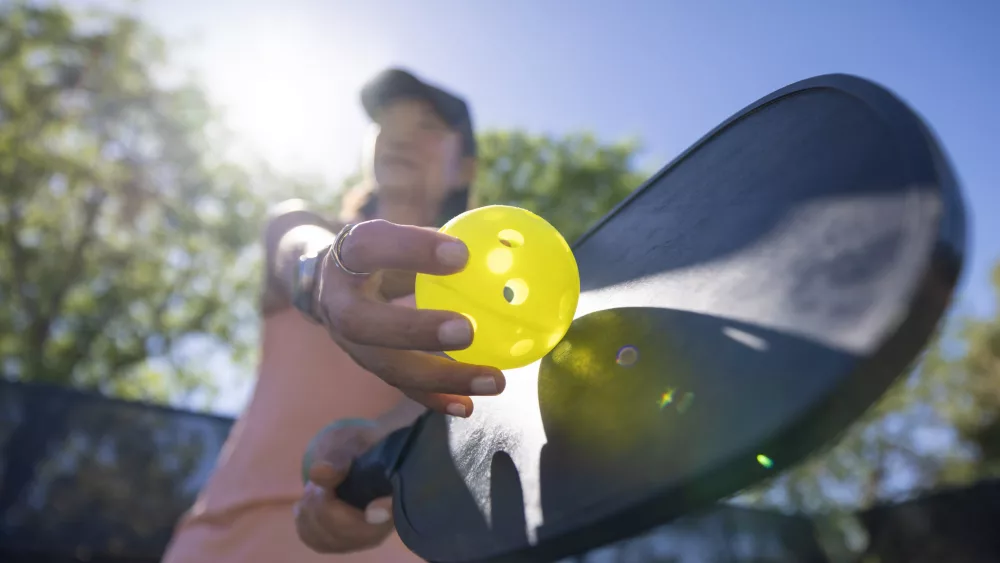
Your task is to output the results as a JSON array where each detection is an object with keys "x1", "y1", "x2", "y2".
[
  {"x1": 360, "y1": 68, "x2": 477, "y2": 156},
  {"x1": 361, "y1": 69, "x2": 466, "y2": 128}
]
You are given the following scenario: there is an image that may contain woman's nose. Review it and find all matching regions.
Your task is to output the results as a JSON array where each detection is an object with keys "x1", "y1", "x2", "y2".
[
  {"x1": 382, "y1": 126, "x2": 417, "y2": 150},
  {"x1": 387, "y1": 136, "x2": 414, "y2": 151}
]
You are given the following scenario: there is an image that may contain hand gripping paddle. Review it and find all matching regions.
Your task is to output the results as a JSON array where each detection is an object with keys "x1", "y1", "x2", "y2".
[{"x1": 311, "y1": 74, "x2": 967, "y2": 562}]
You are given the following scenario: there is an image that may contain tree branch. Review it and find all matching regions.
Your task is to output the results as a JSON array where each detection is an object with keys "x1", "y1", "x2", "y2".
[{"x1": 41, "y1": 186, "x2": 108, "y2": 326}]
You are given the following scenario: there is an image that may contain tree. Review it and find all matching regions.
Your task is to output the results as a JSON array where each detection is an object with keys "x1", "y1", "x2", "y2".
[
  {"x1": 0, "y1": 3, "x2": 267, "y2": 403},
  {"x1": 474, "y1": 131, "x2": 647, "y2": 243},
  {"x1": 936, "y1": 262, "x2": 1000, "y2": 479},
  {"x1": 0, "y1": 2, "x2": 281, "y2": 537}
]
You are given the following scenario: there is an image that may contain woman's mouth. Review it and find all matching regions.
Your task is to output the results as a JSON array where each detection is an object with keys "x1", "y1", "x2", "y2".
[{"x1": 381, "y1": 154, "x2": 418, "y2": 171}]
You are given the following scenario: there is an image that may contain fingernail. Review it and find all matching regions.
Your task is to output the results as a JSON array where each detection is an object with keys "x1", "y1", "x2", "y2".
[
  {"x1": 304, "y1": 482, "x2": 322, "y2": 498},
  {"x1": 446, "y1": 403, "x2": 468, "y2": 417},
  {"x1": 438, "y1": 318, "x2": 472, "y2": 347},
  {"x1": 366, "y1": 507, "x2": 391, "y2": 525},
  {"x1": 436, "y1": 241, "x2": 468, "y2": 269},
  {"x1": 471, "y1": 375, "x2": 499, "y2": 395}
]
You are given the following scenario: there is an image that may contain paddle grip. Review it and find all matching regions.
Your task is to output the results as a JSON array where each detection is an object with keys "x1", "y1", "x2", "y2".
[
  {"x1": 334, "y1": 444, "x2": 394, "y2": 510},
  {"x1": 303, "y1": 419, "x2": 420, "y2": 510}
]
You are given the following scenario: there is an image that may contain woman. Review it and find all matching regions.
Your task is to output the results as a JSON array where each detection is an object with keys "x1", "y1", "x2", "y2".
[{"x1": 162, "y1": 68, "x2": 505, "y2": 562}]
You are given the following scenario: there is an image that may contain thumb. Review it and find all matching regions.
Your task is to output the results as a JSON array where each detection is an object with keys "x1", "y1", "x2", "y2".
[
  {"x1": 308, "y1": 460, "x2": 348, "y2": 490},
  {"x1": 302, "y1": 419, "x2": 381, "y2": 488},
  {"x1": 364, "y1": 496, "x2": 394, "y2": 526}
]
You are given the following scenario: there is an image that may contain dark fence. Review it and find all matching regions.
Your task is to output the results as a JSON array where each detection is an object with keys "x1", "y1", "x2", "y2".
[
  {"x1": 555, "y1": 505, "x2": 830, "y2": 562},
  {"x1": 0, "y1": 380, "x2": 998, "y2": 563},
  {"x1": 859, "y1": 479, "x2": 1000, "y2": 563},
  {"x1": 0, "y1": 381, "x2": 232, "y2": 563}
]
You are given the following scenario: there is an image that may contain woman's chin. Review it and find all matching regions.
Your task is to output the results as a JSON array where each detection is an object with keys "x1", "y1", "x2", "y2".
[{"x1": 375, "y1": 178, "x2": 423, "y2": 197}]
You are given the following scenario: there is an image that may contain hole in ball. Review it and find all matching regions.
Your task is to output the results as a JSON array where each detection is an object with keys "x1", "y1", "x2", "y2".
[
  {"x1": 498, "y1": 229, "x2": 524, "y2": 248},
  {"x1": 503, "y1": 279, "x2": 529, "y2": 305}
]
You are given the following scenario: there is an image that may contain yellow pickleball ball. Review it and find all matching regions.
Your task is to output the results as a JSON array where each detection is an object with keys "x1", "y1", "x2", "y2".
[{"x1": 415, "y1": 205, "x2": 580, "y2": 370}]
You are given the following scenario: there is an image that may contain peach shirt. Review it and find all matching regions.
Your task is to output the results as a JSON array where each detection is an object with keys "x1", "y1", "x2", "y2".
[{"x1": 161, "y1": 296, "x2": 426, "y2": 562}]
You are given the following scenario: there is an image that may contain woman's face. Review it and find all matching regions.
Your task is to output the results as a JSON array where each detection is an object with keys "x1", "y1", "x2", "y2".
[{"x1": 369, "y1": 98, "x2": 466, "y2": 203}]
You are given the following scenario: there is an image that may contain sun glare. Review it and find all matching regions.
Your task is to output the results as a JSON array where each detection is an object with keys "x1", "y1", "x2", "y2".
[{"x1": 199, "y1": 15, "x2": 385, "y2": 180}]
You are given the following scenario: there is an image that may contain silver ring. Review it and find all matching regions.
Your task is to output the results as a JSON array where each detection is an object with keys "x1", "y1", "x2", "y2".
[
  {"x1": 292, "y1": 250, "x2": 325, "y2": 324},
  {"x1": 331, "y1": 223, "x2": 370, "y2": 276}
]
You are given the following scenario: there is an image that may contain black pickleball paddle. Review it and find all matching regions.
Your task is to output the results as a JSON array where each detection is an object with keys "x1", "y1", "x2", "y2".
[{"x1": 312, "y1": 74, "x2": 966, "y2": 563}]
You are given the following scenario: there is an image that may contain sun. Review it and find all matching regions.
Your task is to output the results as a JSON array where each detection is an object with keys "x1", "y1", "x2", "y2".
[{"x1": 196, "y1": 14, "x2": 386, "y2": 179}]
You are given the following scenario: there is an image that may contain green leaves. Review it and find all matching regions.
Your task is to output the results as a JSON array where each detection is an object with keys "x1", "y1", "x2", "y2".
[
  {"x1": 474, "y1": 131, "x2": 646, "y2": 244},
  {"x1": 0, "y1": 3, "x2": 265, "y2": 402}
]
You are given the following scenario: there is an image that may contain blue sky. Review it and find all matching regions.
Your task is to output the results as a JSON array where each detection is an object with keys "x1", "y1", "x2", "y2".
[{"x1": 69, "y1": 0, "x2": 999, "y2": 412}]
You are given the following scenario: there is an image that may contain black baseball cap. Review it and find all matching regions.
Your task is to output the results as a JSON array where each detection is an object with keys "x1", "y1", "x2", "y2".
[{"x1": 360, "y1": 67, "x2": 477, "y2": 158}]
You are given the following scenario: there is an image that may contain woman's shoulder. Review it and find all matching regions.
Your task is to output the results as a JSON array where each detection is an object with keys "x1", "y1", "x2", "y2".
[{"x1": 264, "y1": 199, "x2": 342, "y2": 236}]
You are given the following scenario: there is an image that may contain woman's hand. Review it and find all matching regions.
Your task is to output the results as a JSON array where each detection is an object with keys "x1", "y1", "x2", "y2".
[
  {"x1": 294, "y1": 419, "x2": 394, "y2": 554},
  {"x1": 313, "y1": 219, "x2": 505, "y2": 418}
]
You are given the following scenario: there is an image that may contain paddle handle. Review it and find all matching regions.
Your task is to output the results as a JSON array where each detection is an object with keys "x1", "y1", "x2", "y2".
[
  {"x1": 334, "y1": 443, "x2": 394, "y2": 509},
  {"x1": 302, "y1": 420, "x2": 414, "y2": 510}
]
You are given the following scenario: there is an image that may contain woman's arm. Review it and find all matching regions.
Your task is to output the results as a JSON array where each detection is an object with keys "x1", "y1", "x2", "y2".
[
  {"x1": 263, "y1": 199, "x2": 430, "y2": 427},
  {"x1": 262, "y1": 199, "x2": 339, "y2": 314},
  {"x1": 264, "y1": 198, "x2": 501, "y2": 417}
]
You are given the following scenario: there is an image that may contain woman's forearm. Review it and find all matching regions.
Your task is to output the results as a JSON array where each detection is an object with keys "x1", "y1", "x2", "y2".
[
  {"x1": 265, "y1": 204, "x2": 429, "y2": 431},
  {"x1": 272, "y1": 224, "x2": 337, "y2": 299}
]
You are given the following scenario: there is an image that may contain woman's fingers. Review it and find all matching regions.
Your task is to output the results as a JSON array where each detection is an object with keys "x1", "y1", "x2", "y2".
[
  {"x1": 295, "y1": 496, "x2": 339, "y2": 552},
  {"x1": 324, "y1": 297, "x2": 474, "y2": 351},
  {"x1": 338, "y1": 220, "x2": 469, "y2": 275},
  {"x1": 347, "y1": 345, "x2": 505, "y2": 402},
  {"x1": 311, "y1": 487, "x2": 392, "y2": 546},
  {"x1": 366, "y1": 348, "x2": 505, "y2": 397},
  {"x1": 296, "y1": 483, "x2": 393, "y2": 553},
  {"x1": 320, "y1": 218, "x2": 475, "y2": 352},
  {"x1": 296, "y1": 423, "x2": 397, "y2": 554},
  {"x1": 312, "y1": 218, "x2": 510, "y2": 414},
  {"x1": 403, "y1": 389, "x2": 475, "y2": 418}
]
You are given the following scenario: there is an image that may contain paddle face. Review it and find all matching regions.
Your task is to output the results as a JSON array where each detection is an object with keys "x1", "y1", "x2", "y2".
[{"x1": 347, "y1": 74, "x2": 966, "y2": 562}]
